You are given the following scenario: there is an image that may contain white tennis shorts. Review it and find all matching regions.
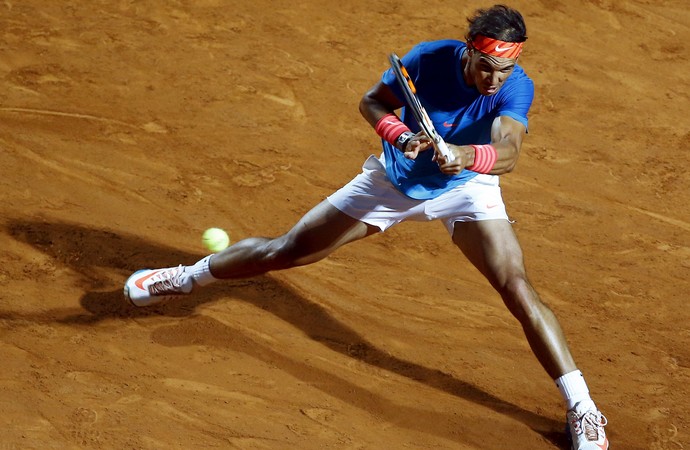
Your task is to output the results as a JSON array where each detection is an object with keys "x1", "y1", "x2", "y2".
[{"x1": 327, "y1": 154, "x2": 509, "y2": 234}]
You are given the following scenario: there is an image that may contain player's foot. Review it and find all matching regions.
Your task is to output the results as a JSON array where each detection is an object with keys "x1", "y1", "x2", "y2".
[
  {"x1": 566, "y1": 400, "x2": 609, "y2": 450},
  {"x1": 124, "y1": 266, "x2": 193, "y2": 307}
]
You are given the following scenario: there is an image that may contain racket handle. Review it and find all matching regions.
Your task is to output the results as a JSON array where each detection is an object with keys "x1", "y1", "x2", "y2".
[{"x1": 434, "y1": 139, "x2": 455, "y2": 162}]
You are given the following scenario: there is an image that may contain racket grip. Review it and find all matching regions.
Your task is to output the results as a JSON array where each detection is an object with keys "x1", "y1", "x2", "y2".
[{"x1": 435, "y1": 139, "x2": 455, "y2": 162}]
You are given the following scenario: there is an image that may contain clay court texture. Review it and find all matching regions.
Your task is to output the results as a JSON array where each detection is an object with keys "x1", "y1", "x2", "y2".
[{"x1": 1, "y1": 1, "x2": 688, "y2": 449}]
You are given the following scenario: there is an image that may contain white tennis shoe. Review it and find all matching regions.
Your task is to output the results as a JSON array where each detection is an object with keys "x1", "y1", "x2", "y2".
[
  {"x1": 566, "y1": 400, "x2": 609, "y2": 450},
  {"x1": 124, "y1": 266, "x2": 193, "y2": 307}
]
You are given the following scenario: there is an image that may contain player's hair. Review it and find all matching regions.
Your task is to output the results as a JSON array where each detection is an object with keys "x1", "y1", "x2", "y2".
[{"x1": 466, "y1": 4, "x2": 527, "y2": 43}]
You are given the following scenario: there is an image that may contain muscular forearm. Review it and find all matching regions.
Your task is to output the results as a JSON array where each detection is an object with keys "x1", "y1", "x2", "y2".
[
  {"x1": 359, "y1": 95, "x2": 391, "y2": 128},
  {"x1": 447, "y1": 141, "x2": 519, "y2": 175},
  {"x1": 443, "y1": 115, "x2": 525, "y2": 175},
  {"x1": 359, "y1": 81, "x2": 405, "y2": 129},
  {"x1": 489, "y1": 141, "x2": 520, "y2": 174}
]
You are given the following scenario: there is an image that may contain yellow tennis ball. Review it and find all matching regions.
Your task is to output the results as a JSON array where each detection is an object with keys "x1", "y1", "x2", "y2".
[{"x1": 202, "y1": 228, "x2": 230, "y2": 252}]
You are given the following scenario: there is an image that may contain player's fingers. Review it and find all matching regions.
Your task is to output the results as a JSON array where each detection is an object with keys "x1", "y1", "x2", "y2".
[
  {"x1": 403, "y1": 149, "x2": 419, "y2": 159},
  {"x1": 434, "y1": 148, "x2": 451, "y2": 164},
  {"x1": 412, "y1": 133, "x2": 432, "y2": 148},
  {"x1": 438, "y1": 160, "x2": 464, "y2": 175},
  {"x1": 404, "y1": 142, "x2": 424, "y2": 159},
  {"x1": 407, "y1": 140, "x2": 431, "y2": 157}
]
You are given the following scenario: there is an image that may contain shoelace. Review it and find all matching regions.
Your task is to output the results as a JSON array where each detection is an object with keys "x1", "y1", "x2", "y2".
[
  {"x1": 148, "y1": 266, "x2": 186, "y2": 295},
  {"x1": 580, "y1": 410, "x2": 608, "y2": 441}
]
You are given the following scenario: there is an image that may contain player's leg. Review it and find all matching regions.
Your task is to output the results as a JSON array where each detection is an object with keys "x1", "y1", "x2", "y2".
[
  {"x1": 125, "y1": 199, "x2": 379, "y2": 306},
  {"x1": 124, "y1": 153, "x2": 414, "y2": 307},
  {"x1": 209, "y1": 199, "x2": 380, "y2": 278},
  {"x1": 451, "y1": 219, "x2": 608, "y2": 449},
  {"x1": 451, "y1": 219, "x2": 575, "y2": 377}
]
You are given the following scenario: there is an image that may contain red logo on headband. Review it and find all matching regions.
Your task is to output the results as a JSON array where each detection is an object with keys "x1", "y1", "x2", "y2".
[{"x1": 471, "y1": 35, "x2": 523, "y2": 59}]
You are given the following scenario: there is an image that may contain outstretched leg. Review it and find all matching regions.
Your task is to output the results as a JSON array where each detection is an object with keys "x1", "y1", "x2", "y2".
[
  {"x1": 451, "y1": 219, "x2": 575, "y2": 378},
  {"x1": 452, "y1": 219, "x2": 608, "y2": 450},
  {"x1": 209, "y1": 199, "x2": 380, "y2": 278},
  {"x1": 125, "y1": 200, "x2": 379, "y2": 306}
]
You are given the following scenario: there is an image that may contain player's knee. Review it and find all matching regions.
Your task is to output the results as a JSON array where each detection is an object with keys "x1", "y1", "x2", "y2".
[
  {"x1": 499, "y1": 275, "x2": 542, "y2": 323},
  {"x1": 264, "y1": 235, "x2": 318, "y2": 269},
  {"x1": 244, "y1": 236, "x2": 292, "y2": 271}
]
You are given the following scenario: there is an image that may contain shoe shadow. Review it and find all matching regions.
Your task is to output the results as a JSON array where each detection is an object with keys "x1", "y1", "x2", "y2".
[{"x1": 5, "y1": 219, "x2": 569, "y2": 448}]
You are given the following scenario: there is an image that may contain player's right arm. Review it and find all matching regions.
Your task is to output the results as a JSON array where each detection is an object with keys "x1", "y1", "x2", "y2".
[
  {"x1": 359, "y1": 81, "x2": 431, "y2": 158},
  {"x1": 359, "y1": 81, "x2": 402, "y2": 128}
]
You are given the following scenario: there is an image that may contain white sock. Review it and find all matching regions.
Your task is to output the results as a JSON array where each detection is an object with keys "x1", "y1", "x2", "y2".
[
  {"x1": 555, "y1": 370, "x2": 593, "y2": 410},
  {"x1": 189, "y1": 255, "x2": 217, "y2": 286}
]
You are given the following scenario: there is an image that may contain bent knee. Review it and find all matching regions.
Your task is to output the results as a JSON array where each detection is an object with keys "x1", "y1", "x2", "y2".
[
  {"x1": 498, "y1": 275, "x2": 545, "y2": 322},
  {"x1": 265, "y1": 235, "x2": 327, "y2": 269}
]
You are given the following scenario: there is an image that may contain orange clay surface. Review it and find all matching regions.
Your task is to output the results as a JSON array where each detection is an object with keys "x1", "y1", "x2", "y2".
[{"x1": 1, "y1": 1, "x2": 689, "y2": 449}]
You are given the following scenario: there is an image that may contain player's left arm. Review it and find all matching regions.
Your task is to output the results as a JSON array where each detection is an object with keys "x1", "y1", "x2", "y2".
[
  {"x1": 439, "y1": 115, "x2": 526, "y2": 175},
  {"x1": 487, "y1": 114, "x2": 526, "y2": 174}
]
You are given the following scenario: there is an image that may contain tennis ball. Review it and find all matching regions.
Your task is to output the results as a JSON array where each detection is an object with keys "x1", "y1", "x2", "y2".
[{"x1": 202, "y1": 227, "x2": 230, "y2": 252}]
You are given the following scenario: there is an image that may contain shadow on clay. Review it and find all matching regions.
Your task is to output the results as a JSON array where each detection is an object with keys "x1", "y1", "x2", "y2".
[{"x1": 4, "y1": 219, "x2": 569, "y2": 449}]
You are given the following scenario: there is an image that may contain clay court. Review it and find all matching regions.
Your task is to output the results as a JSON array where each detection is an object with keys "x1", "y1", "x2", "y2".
[{"x1": 1, "y1": 1, "x2": 688, "y2": 448}]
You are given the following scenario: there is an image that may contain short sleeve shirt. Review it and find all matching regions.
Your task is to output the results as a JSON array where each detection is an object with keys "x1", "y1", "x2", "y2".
[{"x1": 380, "y1": 39, "x2": 534, "y2": 199}]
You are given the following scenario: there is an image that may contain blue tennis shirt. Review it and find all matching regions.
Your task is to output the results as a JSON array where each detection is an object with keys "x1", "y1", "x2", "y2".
[{"x1": 380, "y1": 40, "x2": 534, "y2": 199}]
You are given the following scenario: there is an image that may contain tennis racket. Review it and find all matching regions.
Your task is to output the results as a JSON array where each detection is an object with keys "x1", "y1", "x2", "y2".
[{"x1": 388, "y1": 52, "x2": 455, "y2": 162}]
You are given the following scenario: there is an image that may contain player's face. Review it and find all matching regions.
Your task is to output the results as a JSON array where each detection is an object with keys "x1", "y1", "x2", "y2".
[{"x1": 467, "y1": 50, "x2": 516, "y2": 96}]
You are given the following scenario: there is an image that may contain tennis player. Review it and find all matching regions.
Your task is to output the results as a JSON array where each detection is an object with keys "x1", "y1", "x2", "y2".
[{"x1": 124, "y1": 5, "x2": 608, "y2": 448}]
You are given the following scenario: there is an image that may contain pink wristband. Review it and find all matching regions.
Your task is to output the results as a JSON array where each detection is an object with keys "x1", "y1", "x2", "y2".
[
  {"x1": 468, "y1": 144, "x2": 498, "y2": 173},
  {"x1": 375, "y1": 113, "x2": 411, "y2": 146}
]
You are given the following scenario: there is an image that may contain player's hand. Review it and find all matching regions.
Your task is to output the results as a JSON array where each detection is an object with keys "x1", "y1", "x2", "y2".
[
  {"x1": 403, "y1": 132, "x2": 433, "y2": 159},
  {"x1": 436, "y1": 144, "x2": 472, "y2": 175}
]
